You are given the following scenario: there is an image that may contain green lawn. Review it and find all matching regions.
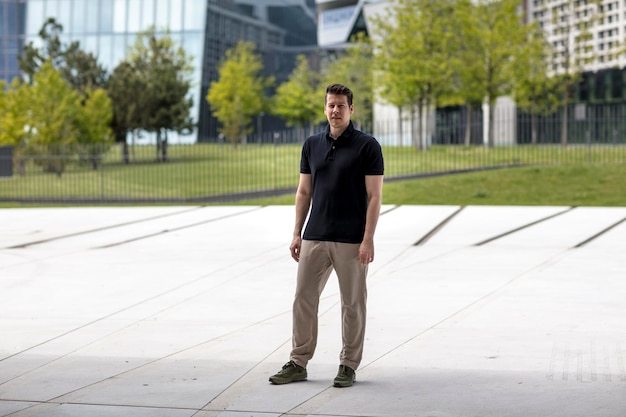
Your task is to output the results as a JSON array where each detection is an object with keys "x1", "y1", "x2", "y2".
[
  {"x1": 235, "y1": 164, "x2": 626, "y2": 207},
  {"x1": 1, "y1": 143, "x2": 625, "y2": 206}
]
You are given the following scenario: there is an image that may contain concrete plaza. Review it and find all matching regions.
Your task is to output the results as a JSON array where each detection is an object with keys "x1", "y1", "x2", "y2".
[{"x1": 1, "y1": 205, "x2": 625, "y2": 417}]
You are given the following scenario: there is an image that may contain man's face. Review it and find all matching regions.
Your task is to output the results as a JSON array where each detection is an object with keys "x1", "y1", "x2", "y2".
[{"x1": 325, "y1": 93, "x2": 354, "y2": 130}]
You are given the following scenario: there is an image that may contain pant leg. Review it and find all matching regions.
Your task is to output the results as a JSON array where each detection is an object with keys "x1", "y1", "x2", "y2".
[
  {"x1": 290, "y1": 240, "x2": 333, "y2": 368},
  {"x1": 330, "y1": 242, "x2": 368, "y2": 371}
]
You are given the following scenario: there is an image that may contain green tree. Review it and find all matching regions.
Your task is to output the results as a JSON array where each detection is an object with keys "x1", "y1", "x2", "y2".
[
  {"x1": 75, "y1": 88, "x2": 114, "y2": 168},
  {"x1": 455, "y1": 0, "x2": 530, "y2": 148},
  {"x1": 107, "y1": 61, "x2": 143, "y2": 163},
  {"x1": 271, "y1": 54, "x2": 321, "y2": 134},
  {"x1": 19, "y1": 18, "x2": 107, "y2": 95},
  {"x1": 207, "y1": 41, "x2": 274, "y2": 147},
  {"x1": 543, "y1": 0, "x2": 602, "y2": 146},
  {"x1": 127, "y1": 27, "x2": 194, "y2": 162},
  {"x1": 322, "y1": 32, "x2": 374, "y2": 131},
  {"x1": 0, "y1": 78, "x2": 33, "y2": 175},
  {"x1": 26, "y1": 61, "x2": 83, "y2": 176},
  {"x1": 371, "y1": 0, "x2": 457, "y2": 149},
  {"x1": 512, "y1": 25, "x2": 560, "y2": 145}
]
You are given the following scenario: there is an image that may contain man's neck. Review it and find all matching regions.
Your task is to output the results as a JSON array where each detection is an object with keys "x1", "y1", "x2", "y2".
[{"x1": 330, "y1": 126, "x2": 348, "y2": 140}]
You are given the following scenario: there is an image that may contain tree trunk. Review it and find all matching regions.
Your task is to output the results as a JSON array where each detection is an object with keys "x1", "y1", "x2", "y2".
[
  {"x1": 488, "y1": 100, "x2": 495, "y2": 148},
  {"x1": 464, "y1": 104, "x2": 472, "y2": 146},
  {"x1": 397, "y1": 106, "x2": 403, "y2": 147},
  {"x1": 161, "y1": 130, "x2": 168, "y2": 162},
  {"x1": 122, "y1": 140, "x2": 130, "y2": 164},
  {"x1": 531, "y1": 113, "x2": 538, "y2": 145},
  {"x1": 561, "y1": 89, "x2": 569, "y2": 147},
  {"x1": 156, "y1": 130, "x2": 162, "y2": 161}
]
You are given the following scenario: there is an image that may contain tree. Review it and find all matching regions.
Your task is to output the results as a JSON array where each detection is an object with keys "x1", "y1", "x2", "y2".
[
  {"x1": 127, "y1": 27, "x2": 194, "y2": 162},
  {"x1": 107, "y1": 61, "x2": 144, "y2": 163},
  {"x1": 26, "y1": 61, "x2": 83, "y2": 176},
  {"x1": 512, "y1": 25, "x2": 560, "y2": 145},
  {"x1": 19, "y1": 18, "x2": 107, "y2": 95},
  {"x1": 455, "y1": 0, "x2": 530, "y2": 148},
  {"x1": 1, "y1": 79, "x2": 30, "y2": 174},
  {"x1": 75, "y1": 88, "x2": 114, "y2": 168},
  {"x1": 543, "y1": 0, "x2": 602, "y2": 146},
  {"x1": 207, "y1": 41, "x2": 274, "y2": 147},
  {"x1": 371, "y1": 0, "x2": 457, "y2": 149},
  {"x1": 271, "y1": 54, "x2": 321, "y2": 134},
  {"x1": 321, "y1": 33, "x2": 375, "y2": 131}
]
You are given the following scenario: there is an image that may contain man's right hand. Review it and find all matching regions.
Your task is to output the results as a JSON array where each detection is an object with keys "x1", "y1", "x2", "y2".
[{"x1": 289, "y1": 235, "x2": 302, "y2": 262}]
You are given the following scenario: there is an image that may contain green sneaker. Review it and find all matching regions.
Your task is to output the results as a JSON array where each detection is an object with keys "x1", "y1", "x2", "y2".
[
  {"x1": 269, "y1": 361, "x2": 307, "y2": 385},
  {"x1": 333, "y1": 365, "x2": 356, "y2": 387}
]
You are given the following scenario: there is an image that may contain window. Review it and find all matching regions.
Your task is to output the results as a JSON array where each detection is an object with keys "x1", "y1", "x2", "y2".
[
  {"x1": 170, "y1": 0, "x2": 182, "y2": 31},
  {"x1": 46, "y1": 0, "x2": 59, "y2": 22},
  {"x1": 72, "y1": 0, "x2": 87, "y2": 33},
  {"x1": 155, "y1": 0, "x2": 168, "y2": 30},
  {"x1": 143, "y1": 0, "x2": 155, "y2": 28},
  {"x1": 26, "y1": 0, "x2": 45, "y2": 35},
  {"x1": 127, "y1": 0, "x2": 140, "y2": 32},
  {"x1": 111, "y1": 33, "x2": 126, "y2": 64},
  {"x1": 100, "y1": 0, "x2": 114, "y2": 32},
  {"x1": 86, "y1": 0, "x2": 99, "y2": 33},
  {"x1": 98, "y1": 35, "x2": 112, "y2": 68},
  {"x1": 113, "y1": 0, "x2": 127, "y2": 33},
  {"x1": 184, "y1": 0, "x2": 204, "y2": 30}
]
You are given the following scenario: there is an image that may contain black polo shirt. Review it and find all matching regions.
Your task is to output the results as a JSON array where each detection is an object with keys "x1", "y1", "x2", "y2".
[{"x1": 300, "y1": 122, "x2": 384, "y2": 244}]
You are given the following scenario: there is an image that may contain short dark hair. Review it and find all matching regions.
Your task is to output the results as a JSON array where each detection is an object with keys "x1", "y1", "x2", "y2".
[{"x1": 325, "y1": 83, "x2": 353, "y2": 106}]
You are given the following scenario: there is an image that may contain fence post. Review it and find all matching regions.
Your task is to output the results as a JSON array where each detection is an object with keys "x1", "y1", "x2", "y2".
[{"x1": 0, "y1": 146, "x2": 13, "y2": 178}]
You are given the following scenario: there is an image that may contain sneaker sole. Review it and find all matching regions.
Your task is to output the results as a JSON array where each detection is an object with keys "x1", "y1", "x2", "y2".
[
  {"x1": 333, "y1": 379, "x2": 355, "y2": 388},
  {"x1": 269, "y1": 376, "x2": 307, "y2": 385}
]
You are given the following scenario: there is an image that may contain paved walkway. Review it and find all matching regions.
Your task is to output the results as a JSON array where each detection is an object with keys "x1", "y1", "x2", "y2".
[{"x1": 1, "y1": 205, "x2": 625, "y2": 417}]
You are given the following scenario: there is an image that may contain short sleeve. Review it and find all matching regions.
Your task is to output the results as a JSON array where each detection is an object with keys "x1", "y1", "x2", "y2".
[
  {"x1": 363, "y1": 138, "x2": 384, "y2": 175},
  {"x1": 300, "y1": 139, "x2": 311, "y2": 174}
]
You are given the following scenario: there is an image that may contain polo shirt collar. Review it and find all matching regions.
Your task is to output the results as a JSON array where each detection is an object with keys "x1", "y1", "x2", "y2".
[{"x1": 325, "y1": 121, "x2": 355, "y2": 143}]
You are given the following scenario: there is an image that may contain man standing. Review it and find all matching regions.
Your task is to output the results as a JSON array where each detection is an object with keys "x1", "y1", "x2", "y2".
[{"x1": 269, "y1": 84, "x2": 384, "y2": 387}]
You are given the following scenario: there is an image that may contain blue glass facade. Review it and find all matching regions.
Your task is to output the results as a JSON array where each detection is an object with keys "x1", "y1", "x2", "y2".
[{"x1": 0, "y1": 0, "x2": 26, "y2": 85}]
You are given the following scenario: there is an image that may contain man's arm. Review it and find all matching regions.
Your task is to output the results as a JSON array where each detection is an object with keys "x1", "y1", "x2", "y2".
[
  {"x1": 290, "y1": 173, "x2": 312, "y2": 262},
  {"x1": 359, "y1": 174, "x2": 384, "y2": 265}
]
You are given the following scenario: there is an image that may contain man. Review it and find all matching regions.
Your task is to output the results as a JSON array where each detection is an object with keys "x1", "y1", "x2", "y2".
[{"x1": 269, "y1": 83, "x2": 384, "y2": 387}]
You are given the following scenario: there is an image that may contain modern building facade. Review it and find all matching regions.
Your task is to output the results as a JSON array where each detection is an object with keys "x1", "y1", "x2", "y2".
[
  {"x1": 0, "y1": 0, "x2": 26, "y2": 84},
  {"x1": 315, "y1": 0, "x2": 384, "y2": 48},
  {"x1": 526, "y1": 0, "x2": 626, "y2": 73},
  {"x1": 0, "y1": 0, "x2": 318, "y2": 142}
]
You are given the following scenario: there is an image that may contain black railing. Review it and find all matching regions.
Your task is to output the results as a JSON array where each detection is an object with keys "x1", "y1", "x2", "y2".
[{"x1": 1, "y1": 106, "x2": 625, "y2": 204}]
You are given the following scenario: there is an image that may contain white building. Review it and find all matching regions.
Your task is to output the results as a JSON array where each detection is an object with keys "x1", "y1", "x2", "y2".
[{"x1": 527, "y1": 0, "x2": 626, "y2": 73}]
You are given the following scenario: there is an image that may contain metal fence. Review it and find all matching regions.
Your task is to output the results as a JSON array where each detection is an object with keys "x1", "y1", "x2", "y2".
[{"x1": 1, "y1": 104, "x2": 625, "y2": 204}]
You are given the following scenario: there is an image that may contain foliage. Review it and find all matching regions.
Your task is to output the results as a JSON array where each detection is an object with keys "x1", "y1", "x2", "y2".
[
  {"x1": 456, "y1": 0, "x2": 530, "y2": 148},
  {"x1": 107, "y1": 60, "x2": 143, "y2": 150},
  {"x1": 19, "y1": 18, "x2": 108, "y2": 95},
  {"x1": 0, "y1": 79, "x2": 30, "y2": 149},
  {"x1": 321, "y1": 32, "x2": 374, "y2": 130},
  {"x1": 23, "y1": 61, "x2": 83, "y2": 176},
  {"x1": 512, "y1": 25, "x2": 561, "y2": 145},
  {"x1": 271, "y1": 54, "x2": 321, "y2": 130},
  {"x1": 0, "y1": 62, "x2": 113, "y2": 176},
  {"x1": 371, "y1": 0, "x2": 458, "y2": 148},
  {"x1": 75, "y1": 88, "x2": 114, "y2": 168},
  {"x1": 126, "y1": 27, "x2": 195, "y2": 161},
  {"x1": 207, "y1": 41, "x2": 274, "y2": 147}
]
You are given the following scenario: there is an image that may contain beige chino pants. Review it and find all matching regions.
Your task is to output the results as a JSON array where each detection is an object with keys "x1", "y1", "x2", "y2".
[{"x1": 290, "y1": 240, "x2": 368, "y2": 371}]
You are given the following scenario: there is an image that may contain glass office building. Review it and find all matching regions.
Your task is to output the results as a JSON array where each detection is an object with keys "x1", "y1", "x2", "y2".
[
  {"x1": 0, "y1": 0, "x2": 26, "y2": 84},
  {"x1": 0, "y1": 0, "x2": 317, "y2": 142}
]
